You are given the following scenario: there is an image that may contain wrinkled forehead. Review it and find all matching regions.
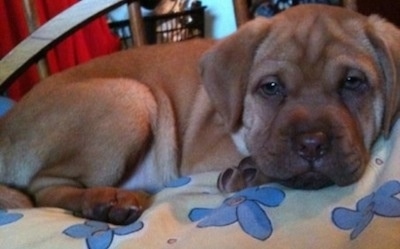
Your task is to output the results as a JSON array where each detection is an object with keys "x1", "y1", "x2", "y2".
[{"x1": 252, "y1": 12, "x2": 378, "y2": 80}]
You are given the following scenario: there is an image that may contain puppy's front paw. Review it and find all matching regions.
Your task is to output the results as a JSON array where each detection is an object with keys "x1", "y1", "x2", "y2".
[
  {"x1": 218, "y1": 157, "x2": 270, "y2": 193},
  {"x1": 218, "y1": 166, "x2": 258, "y2": 193},
  {"x1": 79, "y1": 188, "x2": 150, "y2": 225}
]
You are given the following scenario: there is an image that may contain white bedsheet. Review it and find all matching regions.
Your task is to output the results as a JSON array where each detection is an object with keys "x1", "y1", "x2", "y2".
[{"x1": 1, "y1": 122, "x2": 400, "y2": 249}]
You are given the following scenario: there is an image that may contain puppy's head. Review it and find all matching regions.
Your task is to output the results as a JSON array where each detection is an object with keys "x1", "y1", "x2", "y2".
[{"x1": 201, "y1": 5, "x2": 400, "y2": 189}]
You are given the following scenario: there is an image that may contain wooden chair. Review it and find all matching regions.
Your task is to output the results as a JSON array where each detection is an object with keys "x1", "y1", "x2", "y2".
[
  {"x1": 232, "y1": 0, "x2": 358, "y2": 27},
  {"x1": 0, "y1": 0, "x2": 147, "y2": 93}
]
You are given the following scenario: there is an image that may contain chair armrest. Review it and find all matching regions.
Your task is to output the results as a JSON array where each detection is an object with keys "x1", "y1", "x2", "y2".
[{"x1": 0, "y1": 0, "x2": 144, "y2": 92}]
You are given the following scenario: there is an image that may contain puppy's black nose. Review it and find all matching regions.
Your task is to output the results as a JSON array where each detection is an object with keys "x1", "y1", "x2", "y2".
[{"x1": 295, "y1": 132, "x2": 329, "y2": 161}]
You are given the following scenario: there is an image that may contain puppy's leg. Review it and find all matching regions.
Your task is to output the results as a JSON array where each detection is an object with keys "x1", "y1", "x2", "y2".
[
  {"x1": 30, "y1": 96, "x2": 155, "y2": 224},
  {"x1": 4, "y1": 78, "x2": 159, "y2": 224},
  {"x1": 36, "y1": 186, "x2": 150, "y2": 225},
  {"x1": 27, "y1": 113, "x2": 154, "y2": 225},
  {"x1": 0, "y1": 185, "x2": 33, "y2": 209},
  {"x1": 27, "y1": 111, "x2": 154, "y2": 225}
]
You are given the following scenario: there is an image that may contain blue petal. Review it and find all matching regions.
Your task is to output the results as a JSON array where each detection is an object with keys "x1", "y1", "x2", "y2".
[
  {"x1": 235, "y1": 187, "x2": 259, "y2": 198},
  {"x1": 189, "y1": 208, "x2": 214, "y2": 222},
  {"x1": 373, "y1": 198, "x2": 400, "y2": 217},
  {"x1": 85, "y1": 220, "x2": 110, "y2": 230},
  {"x1": 237, "y1": 201, "x2": 272, "y2": 241},
  {"x1": 113, "y1": 221, "x2": 144, "y2": 235},
  {"x1": 86, "y1": 230, "x2": 114, "y2": 249},
  {"x1": 0, "y1": 212, "x2": 23, "y2": 226},
  {"x1": 356, "y1": 193, "x2": 375, "y2": 211},
  {"x1": 350, "y1": 211, "x2": 374, "y2": 240},
  {"x1": 165, "y1": 176, "x2": 191, "y2": 188},
  {"x1": 376, "y1": 180, "x2": 400, "y2": 196},
  {"x1": 371, "y1": 181, "x2": 400, "y2": 217},
  {"x1": 64, "y1": 224, "x2": 98, "y2": 238},
  {"x1": 332, "y1": 207, "x2": 374, "y2": 240},
  {"x1": 196, "y1": 204, "x2": 238, "y2": 227},
  {"x1": 237, "y1": 186, "x2": 285, "y2": 207},
  {"x1": 332, "y1": 208, "x2": 365, "y2": 230}
]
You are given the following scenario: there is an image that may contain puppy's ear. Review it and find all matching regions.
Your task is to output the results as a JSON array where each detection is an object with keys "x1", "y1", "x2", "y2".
[
  {"x1": 200, "y1": 18, "x2": 271, "y2": 131},
  {"x1": 367, "y1": 16, "x2": 400, "y2": 137}
]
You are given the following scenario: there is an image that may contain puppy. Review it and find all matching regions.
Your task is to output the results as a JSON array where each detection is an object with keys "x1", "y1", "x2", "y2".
[{"x1": 1, "y1": 5, "x2": 400, "y2": 225}]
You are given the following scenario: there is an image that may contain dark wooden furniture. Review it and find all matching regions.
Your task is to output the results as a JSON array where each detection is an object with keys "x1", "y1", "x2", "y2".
[{"x1": 232, "y1": 0, "x2": 358, "y2": 27}]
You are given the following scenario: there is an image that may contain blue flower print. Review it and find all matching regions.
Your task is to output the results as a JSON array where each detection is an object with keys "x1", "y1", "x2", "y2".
[
  {"x1": 189, "y1": 186, "x2": 285, "y2": 241},
  {"x1": 332, "y1": 180, "x2": 400, "y2": 240},
  {"x1": 164, "y1": 176, "x2": 191, "y2": 188},
  {"x1": 64, "y1": 220, "x2": 143, "y2": 249},
  {"x1": 0, "y1": 209, "x2": 23, "y2": 226}
]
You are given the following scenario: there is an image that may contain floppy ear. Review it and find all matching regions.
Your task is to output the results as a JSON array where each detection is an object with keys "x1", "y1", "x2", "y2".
[
  {"x1": 367, "y1": 16, "x2": 400, "y2": 137},
  {"x1": 199, "y1": 18, "x2": 272, "y2": 131}
]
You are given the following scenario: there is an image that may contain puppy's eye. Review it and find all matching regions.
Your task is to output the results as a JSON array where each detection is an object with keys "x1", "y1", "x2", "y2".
[
  {"x1": 341, "y1": 71, "x2": 368, "y2": 92},
  {"x1": 258, "y1": 77, "x2": 285, "y2": 96},
  {"x1": 343, "y1": 76, "x2": 365, "y2": 90}
]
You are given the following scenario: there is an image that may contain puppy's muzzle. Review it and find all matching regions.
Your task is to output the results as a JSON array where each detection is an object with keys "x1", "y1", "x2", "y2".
[
  {"x1": 294, "y1": 131, "x2": 329, "y2": 162},
  {"x1": 281, "y1": 130, "x2": 335, "y2": 189}
]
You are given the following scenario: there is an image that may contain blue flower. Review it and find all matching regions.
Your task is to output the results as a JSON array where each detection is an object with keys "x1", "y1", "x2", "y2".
[
  {"x1": 165, "y1": 176, "x2": 191, "y2": 188},
  {"x1": 332, "y1": 180, "x2": 400, "y2": 240},
  {"x1": 0, "y1": 209, "x2": 23, "y2": 226},
  {"x1": 63, "y1": 220, "x2": 143, "y2": 249},
  {"x1": 189, "y1": 186, "x2": 285, "y2": 241}
]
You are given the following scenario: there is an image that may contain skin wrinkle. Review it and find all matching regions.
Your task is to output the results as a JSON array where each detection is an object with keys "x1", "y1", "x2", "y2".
[
  {"x1": 273, "y1": 13, "x2": 375, "y2": 89},
  {"x1": 247, "y1": 24, "x2": 376, "y2": 187},
  {"x1": 251, "y1": 13, "x2": 382, "y2": 155},
  {"x1": 214, "y1": 5, "x2": 399, "y2": 193}
]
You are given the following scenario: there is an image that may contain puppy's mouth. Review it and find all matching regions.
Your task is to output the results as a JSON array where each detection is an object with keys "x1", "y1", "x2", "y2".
[{"x1": 278, "y1": 171, "x2": 334, "y2": 190}]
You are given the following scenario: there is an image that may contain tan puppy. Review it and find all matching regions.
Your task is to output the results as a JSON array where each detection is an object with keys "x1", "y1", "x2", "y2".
[{"x1": 1, "y1": 5, "x2": 400, "y2": 225}]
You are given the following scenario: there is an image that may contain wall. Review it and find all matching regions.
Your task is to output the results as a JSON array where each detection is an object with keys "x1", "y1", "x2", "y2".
[{"x1": 201, "y1": 0, "x2": 237, "y2": 38}]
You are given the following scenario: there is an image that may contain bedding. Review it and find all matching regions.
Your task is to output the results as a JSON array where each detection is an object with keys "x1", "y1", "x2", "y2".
[
  {"x1": 1, "y1": 122, "x2": 400, "y2": 249},
  {"x1": 2, "y1": 1, "x2": 398, "y2": 248}
]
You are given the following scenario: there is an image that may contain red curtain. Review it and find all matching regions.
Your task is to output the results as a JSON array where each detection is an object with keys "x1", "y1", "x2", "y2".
[
  {"x1": 0, "y1": 0, "x2": 40, "y2": 99},
  {"x1": 0, "y1": 0, "x2": 121, "y2": 100}
]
